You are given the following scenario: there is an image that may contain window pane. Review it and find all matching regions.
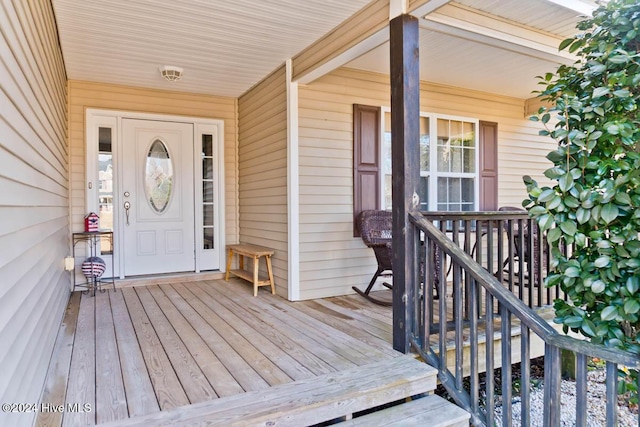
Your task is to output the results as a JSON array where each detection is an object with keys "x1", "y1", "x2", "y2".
[
  {"x1": 438, "y1": 177, "x2": 447, "y2": 204},
  {"x1": 437, "y1": 119, "x2": 449, "y2": 139},
  {"x1": 437, "y1": 177, "x2": 475, "y2": 211},
  {"x1": 437, "y1": 145, "x2": 449, "y2": 172},
  {"x1": 463, "y1": 122, "x2": 474, "y2": 145},
  {"x1": 384, "y1": 174, "x2": 392, "y2": 210},
  {"x1": 98, "y1": 127, "x2": 113, "y2": 254},
  {"x1": 464, "y1": 148, "x2": 475, "y2": 173},
  {"x1": 418, "y1": 176, "x2": 429, "y2": 210},
  {"x1": 450, "y1": 177, "x2": 461, "y2": 202},
  {"x1": 437, "y1": 119, "x2": 476, "y2": 174},
  {"x1": 145, "y1": 139, "x2": 173, "y2": 214},
  {"x1": 463, "y1": 122, "x2": 476, "y2": 172},
  {"x1": 420, "y1": 116, "x2": 430, "y2": 171},
  {"x1": 202, "y1": 134, "x2": 213, "y2": 157},
  {"x1": 203, "y1": 227, "x2": 214, "y2": 249},
  {"x1": 203, "y1": 158, "x2": 213, "y2": 180},
  {"x1": 201, "y1": 133, "x2": 215, "y2": 250},
  {"x1": 451, "y1": 147, "x2": 463, "y2": 172},
  {"x1": 462, "y1": 178, "x2": 475, "y2": 210},
  {"x1": 203, "y1": 180, "x2": 214, "y2": 203},
  {"x1": 384, "y1": 112, "x2": 392, "y2": 210},
  {"x1": 450, "y1": 120, "x2": 463, "y2": 146},
  {"x1": 437, "y1": 119, "x2": 450, "y2": 172},
  {"x1": 203, "y1": 204, "x2": 214, "y2": 227},
  {"x1": 384, "y1": 111, "x2": 392, "y2": 174}
]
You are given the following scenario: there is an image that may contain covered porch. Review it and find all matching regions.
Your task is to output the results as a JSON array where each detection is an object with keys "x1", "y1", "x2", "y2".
[
  {"x1": 37, "y1": 279, "x2": 394, "y2": 426},
  {"x1": 36, "y1": 276, "x2": 535, "y2": 426},
  {"x1": 4, "y1": 0, "x2": 630, "y2": 426}
]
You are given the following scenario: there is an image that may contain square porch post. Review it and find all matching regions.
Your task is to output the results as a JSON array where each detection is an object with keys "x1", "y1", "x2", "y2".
[{"x1": 390, "y1": 13, "x2": 420, "y2": 353}]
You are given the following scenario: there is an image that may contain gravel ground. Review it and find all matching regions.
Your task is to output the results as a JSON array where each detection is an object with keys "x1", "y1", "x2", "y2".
[{"x1": 494, "y1": 368, "x2": 638, "y2": 426}]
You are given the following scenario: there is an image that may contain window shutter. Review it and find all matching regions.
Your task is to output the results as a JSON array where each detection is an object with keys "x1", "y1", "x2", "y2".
[
  {"x1": 353, "y1": 104, "x2": 380, "y2": 236},
  {"x1": 479, "y1": 121, "x2": 498, "y2": 211}
]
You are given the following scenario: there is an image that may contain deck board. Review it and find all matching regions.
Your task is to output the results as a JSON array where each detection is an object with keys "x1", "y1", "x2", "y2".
[
  {"x1": 293, "y1": 299, "x2": 397, "y2": 357},
  {"x1": 191, "y1": 283, "x2": 337, "y2": 376},
  {"x1": 209, "y1": 281, "x2": 391, "y2": 363},
  {"x1": 151, "y1": 285, "x2": 244, "y2": 397},
  {"x1": 258, "y1": 289, "x2": 393, "y2": 364},
  {"x1": 147, "y1": 285, "x2": 234, "y2": 398},
  {"x1": 184, "y1": 283, "x2": 293, "y2": 387},
  {"x1": 94, "y1": 291, "x2": 128, "y2": 424},
  {"x1": 108, "y1": 289, "x2": 159, "y2": 417},
  {"x1": 306, "y1": 298, "x2": 393, "y2": 343},
  {"x1": 209, "y1": 281, "x2": 359, "y2": 370},
  {"x1": 187, "y1": 282, "x2": 316, "y2": 381},
  {"x1": 121, "y1": 287, "x2": 190, "y2": 410},
  {"x1": 135, "y1": 287, "x2": 217, "y2": 404},
  {"x1": 36, "y1": 292, "x2": 81, "y2": 427},
  {"x1": 62, "y1": 293, "x2": 95, "y2": 427},
  {"x1": 169, "y1": 283, "x2": 272, "y2": 392}
]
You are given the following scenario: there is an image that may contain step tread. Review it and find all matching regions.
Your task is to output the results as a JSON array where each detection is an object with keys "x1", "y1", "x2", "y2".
[
  {"x1": 340, "y1": 395, "x2": 470, "y2": 427},
  {"x1": 100, "y1": 355, "x2": 437, "y2": 427}
]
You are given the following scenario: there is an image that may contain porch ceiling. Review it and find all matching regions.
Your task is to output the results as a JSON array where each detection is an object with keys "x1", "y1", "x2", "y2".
[
  {"x1": 347, "y1": 0, "x2": 596, "y2": 99},
  {"x1": 51, "y1": 0, "x2": 372, "y2": 97},
  {"x1": 52, "y1": 0, "x2": 596, "y2": 99},
  {"x1": 347, "y1": 31, "x2": 563, "y2": 100}
]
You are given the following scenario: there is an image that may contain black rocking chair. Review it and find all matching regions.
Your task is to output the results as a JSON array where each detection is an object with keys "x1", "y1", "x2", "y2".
[
  {"x1": 498, "y1": 206, "x2": 545, "y2": 287},
  {"x1": 352, "y1": 210, "x2": 440, "y2": 306}
]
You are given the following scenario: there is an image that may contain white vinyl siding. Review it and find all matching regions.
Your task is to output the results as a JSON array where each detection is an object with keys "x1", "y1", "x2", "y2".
[
  {"x1": 238, "y1": 66, "x2": 289, "y2": 296},
  {"x1": 297, "y1": 67, "x2": 555, "y2": 299},
  {"x1": 67, "y1": 81, "x2": 239, "y2": 256},
  {"x1": 0, "y1": 1, "x2": 69, "y2": 426}
]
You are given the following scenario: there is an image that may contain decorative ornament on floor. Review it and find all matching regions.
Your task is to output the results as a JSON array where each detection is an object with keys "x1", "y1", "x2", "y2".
[{"x1": 82, "y1": 256, "x2": 106, "y2": 279}]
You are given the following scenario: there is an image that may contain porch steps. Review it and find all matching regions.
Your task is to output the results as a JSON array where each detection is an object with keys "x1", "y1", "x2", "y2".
[
  {"x1": 339, "y1": 394, "x2": 470, "y2": 427},
  {"x1": 99, "y1": 355, "x2": 468, "y2": 427}
]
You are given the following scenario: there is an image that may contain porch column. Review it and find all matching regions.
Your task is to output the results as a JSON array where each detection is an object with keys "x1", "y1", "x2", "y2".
[{"x1": 390, "y1": 14, "x2": 420, "y2": 353}]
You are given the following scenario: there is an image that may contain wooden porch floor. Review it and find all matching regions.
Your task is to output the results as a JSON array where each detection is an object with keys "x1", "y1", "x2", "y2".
[{"x1": 36, "y1": 280, "x2": 402, "y2": 427}]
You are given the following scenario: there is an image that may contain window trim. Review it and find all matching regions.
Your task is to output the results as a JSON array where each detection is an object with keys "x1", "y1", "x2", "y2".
[{"x1": 381, "y1": 108, "x2": 480, "y2": 212}]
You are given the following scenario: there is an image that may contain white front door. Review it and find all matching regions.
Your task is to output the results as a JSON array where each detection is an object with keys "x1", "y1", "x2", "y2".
[{"x1": 121, "y1": 119, "x2": 195, "y2": 276}]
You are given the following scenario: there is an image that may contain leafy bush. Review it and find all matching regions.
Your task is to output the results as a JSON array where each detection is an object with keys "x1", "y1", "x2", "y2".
[{"x1": 522, "y1": 0, "x2": 640, "y2": 355}]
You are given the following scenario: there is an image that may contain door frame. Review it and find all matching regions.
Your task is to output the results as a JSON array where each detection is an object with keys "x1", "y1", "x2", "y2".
[{"x1": 86, "y1": 109, "x2": 226, "y2": 278}]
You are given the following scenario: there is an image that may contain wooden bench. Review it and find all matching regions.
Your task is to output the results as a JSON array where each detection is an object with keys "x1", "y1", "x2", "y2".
[
  {"x1": 225, "y1": 243, "x2": 275, "y2": 296},
  {"x1": 99, "y1": 356, "x2": 443, "y2": 427}
]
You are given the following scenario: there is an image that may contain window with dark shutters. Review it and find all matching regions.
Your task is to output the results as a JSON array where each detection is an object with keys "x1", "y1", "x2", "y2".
[{"x1": 353, "y1": 106, "x2": 499, "y2": 237}]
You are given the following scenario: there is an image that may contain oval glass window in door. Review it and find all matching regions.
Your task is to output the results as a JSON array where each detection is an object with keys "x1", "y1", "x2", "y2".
[{"x1": 145, "y1": 139, "x2": 173, "y2": 213}]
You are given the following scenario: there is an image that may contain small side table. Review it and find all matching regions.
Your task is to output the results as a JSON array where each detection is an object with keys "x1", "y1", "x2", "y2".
[
  {"x1": 225, "y1": 244, "x2": 275, "y2": 296},
  {"x1": 72, "y1": 231, "x2": 115, "y2": 295}
]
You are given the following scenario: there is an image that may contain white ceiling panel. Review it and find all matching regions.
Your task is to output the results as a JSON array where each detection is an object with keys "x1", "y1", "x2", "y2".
[
  {"x1": 52, "y1": 0, "x2": 371, "y2": 97},
  {"x1": 346, "y1": 30, "x2": 566, "y2": 99},
  {"x1": 53, "y1": 0, "x2": 594, "y2": 99},
  {"x1": 346, "y1": 0, "x2": 592, "y2": 99},
  {"x1": 455, "y1": 0, "x2": 595, "y2": 38}
]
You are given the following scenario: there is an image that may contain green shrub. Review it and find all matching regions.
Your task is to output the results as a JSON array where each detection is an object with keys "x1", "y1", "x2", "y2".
[{"x1": 523, "y1": 0, "x2": 640, "y2": 355}]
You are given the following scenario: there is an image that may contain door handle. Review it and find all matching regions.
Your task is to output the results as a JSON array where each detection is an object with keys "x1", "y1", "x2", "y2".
[{"x1": 124, "y1": 201, "x2": 131, "y2": 225}]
